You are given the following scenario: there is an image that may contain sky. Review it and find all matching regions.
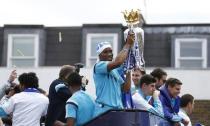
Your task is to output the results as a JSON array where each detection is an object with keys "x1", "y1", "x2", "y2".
[
  {"x1": 0, "y1": 0, "x2": 210, "y2": 26},
  {"x1": 146, "y1": 0, "x2": 210, "y2": 24}
]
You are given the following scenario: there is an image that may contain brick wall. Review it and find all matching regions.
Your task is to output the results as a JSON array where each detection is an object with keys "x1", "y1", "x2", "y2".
[{"x1": 191, "y1": 100, "x2": 210, "y2": 125}]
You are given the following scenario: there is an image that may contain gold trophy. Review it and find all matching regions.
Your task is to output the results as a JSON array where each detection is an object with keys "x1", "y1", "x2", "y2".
[
  {"x1": 122, "y1": 9, "x2": 141, "y2": 30},
  {"x1": 122, "y1": 9, "x2": 145, "y2": 68}
]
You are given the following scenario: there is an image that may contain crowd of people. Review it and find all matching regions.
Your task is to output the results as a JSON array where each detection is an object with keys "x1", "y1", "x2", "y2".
[{"x1": 0, "y1": 32, "x2": 198, "y2": 126}]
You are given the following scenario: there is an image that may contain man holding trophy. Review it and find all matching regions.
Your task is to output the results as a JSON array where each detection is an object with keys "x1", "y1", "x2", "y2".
[
  {"x1": 93, "y1": 31, "x2": 134, "y2": 117},
  {"x1": 93, "y1": 9, "x2": 145, "y2": 117}
]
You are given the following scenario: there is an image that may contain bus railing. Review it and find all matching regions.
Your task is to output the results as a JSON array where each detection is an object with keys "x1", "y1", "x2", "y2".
[{"x1": 85, "y1": 109, "x2": 172, "y2": 126}]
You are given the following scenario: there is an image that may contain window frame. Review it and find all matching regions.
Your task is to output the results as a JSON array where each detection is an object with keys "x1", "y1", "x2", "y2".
[
  {"x1": 7, "y1": 34, "x2": 39, "y2": 67},
  {"x1": 175, "y1": 38, "x2": 207, "y2": 68},
  {"x1": 86, "y1": 33, "x2": 118, "y2": 67}
]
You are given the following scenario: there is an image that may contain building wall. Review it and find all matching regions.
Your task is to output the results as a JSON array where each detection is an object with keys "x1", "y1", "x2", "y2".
[
  {"x1": 0, "y1": 27, "x2": 3, "y2": 65},
  {"x1": 0, "y1": 67, "x2": 209, "y2": 100},
  {"x1": 191, "y1": 100, "x2": 210, "y2": 126},
  {"x1": 81, "y1": 24, "x2": 124, "y2": 64},
  {"x1": 143, "y1": 25, "x2": 210, "y2": 67},
  {"x1": 144, "y1": 32, "x2": 171, "y2": 67},
  {"x1": 45, "y1": 27, "x2": 82, "y2": 66},
  {"x1": 171, "y1": 34, "x2": 210, "y2": 67},
  {"x1": 1, "y1": 24, "x2": 209, "y2": 68},
  {"x1": 1, "y1": 25, "x2": 46, "y2": 66}
]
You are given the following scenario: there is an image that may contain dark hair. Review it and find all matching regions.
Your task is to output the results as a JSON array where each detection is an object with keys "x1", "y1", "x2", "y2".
[
  {"x1": 5, "y1": 88, "x2": 10, "y2": 95},
  {"x1": 165, "y1": 78, "x2": 182, "y2": 88},
  {"x1": 139, "y1": 74, "x2": 156, "y2": 87},
  {"x1": 18, "y1": 72, "x2": 39, "y2": 88},
  {"x1": 12, "y1": 85, "x2": 21, "y2": 93},
  {"x1": 59, "y1": 65, "x2": 75, "y2": 80},
  {"x1": 133, "y1": 67, "x2": 146, "y2": 75},
  {"x1": 66, "y1": 72, "x2": 82, "y2": 86},
  {"x1": 180, "y1": 94, "x2": 194, "y2": 107},
  {"x1": 150, "y1": 68, "x2": 167, "y2": 80}
]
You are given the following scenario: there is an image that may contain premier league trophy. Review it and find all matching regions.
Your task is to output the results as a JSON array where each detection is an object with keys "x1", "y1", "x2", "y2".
[
  {"x1": 122, "y1": 9, "x2": 145, "y2": 71},
  {"x1": 121, "y1": 9, "x2": 145, "y2": 109}
]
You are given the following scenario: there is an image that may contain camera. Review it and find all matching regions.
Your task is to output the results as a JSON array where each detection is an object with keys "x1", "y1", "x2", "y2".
[
  {"x1": 74, "y1": 63, "x2": 84, "y2": 73},
  {"x1": 74, "y1": 63, "x2": 88, "y2": 91}
]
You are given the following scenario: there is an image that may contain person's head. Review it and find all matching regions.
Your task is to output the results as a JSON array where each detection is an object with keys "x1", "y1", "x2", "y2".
[
  {"x1": 18, "y1": 72, "x2": 39, "y2": 90},
  {"x1": 59, "y1": 65, "x2": 76, "y2": 81},
  {"x1": 180, "y1": 94, "x2": 194, "y2": 115},
  {"x1": 139, "y1": 74, "x2": 156, "y2": 96},
  {"x1": 165, "y1": 78, "x2": 182, "y2": 98},
  {"x1": 97, "y1": 42, "x2": 113, "y2": 61},
  {"x1": 150, "y1": 68, "x2": 167, "y2": 89},
  {"x1": 66, "y1": 72, "x2": 82, "y2": 92},
  {"x1": 132, "y1": 67, "x2": 146, "y2": 86}
]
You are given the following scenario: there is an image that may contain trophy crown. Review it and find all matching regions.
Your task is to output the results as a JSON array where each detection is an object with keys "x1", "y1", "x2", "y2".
[{"x1": 122, "y1": 9, "x2": 141, "y2": 24}]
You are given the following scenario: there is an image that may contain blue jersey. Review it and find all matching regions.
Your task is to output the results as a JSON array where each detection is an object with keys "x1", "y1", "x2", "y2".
[
  {"x1": 93, "y1": 61, "x2": 124, "y2": 111},
  {"x1": 66, "y1": 90, "x2": 95, "y2": 126}
]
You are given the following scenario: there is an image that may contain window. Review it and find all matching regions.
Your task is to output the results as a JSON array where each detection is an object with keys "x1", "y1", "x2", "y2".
[
  {"x1": 175, "y1": 38, "x2": 207, "y2": 68},
  {"x1": 86, "y1": 33, "x2": 118, "y2": 67},
  {"x1": 7, "y1": 34, "x2": 39, "y2": 67}
]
